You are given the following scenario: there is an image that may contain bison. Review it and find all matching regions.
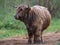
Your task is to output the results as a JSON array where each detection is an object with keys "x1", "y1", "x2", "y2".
[{"x1": 14, "y1": 4, "x2": 51, "y2": 44}]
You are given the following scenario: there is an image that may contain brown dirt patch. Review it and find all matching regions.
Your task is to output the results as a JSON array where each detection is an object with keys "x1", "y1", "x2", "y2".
[{"x1": 0, "y1": 32, "x2": 60, "y2": 45}]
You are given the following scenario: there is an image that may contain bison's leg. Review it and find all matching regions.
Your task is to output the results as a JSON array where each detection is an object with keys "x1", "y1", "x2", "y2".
[
  {"x1": 40, "y1": 31, "x2": 43, "y2": 43},
  {"x1": 34, "y1": 30, "x2": 41, "y2": 44},
  {"x1": 34, "y1": 29, "x2": 43, "y2": 44},
  {"x1": 27, "y1": 30, "x2": 33, "y2": 44}
]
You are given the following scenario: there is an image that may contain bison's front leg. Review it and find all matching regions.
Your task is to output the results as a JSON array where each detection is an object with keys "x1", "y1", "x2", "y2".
[
  {"x1": 34, "y1": 29, "x2": 43, "y2": 44},
  {"x1": 27, "y1": 30, "x2": 33, "y2": 44}
]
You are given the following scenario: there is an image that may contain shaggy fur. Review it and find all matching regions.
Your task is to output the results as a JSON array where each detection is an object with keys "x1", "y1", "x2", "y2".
[{"x1": 14, "y1": 5, "x2": 51, "y2": 44}]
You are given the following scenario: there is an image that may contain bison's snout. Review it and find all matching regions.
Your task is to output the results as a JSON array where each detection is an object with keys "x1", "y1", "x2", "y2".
[
  {"x1": 14, "y1": 15, "x2": 18, "y2": 20},
  {"x1": 14, "y1": 14, "x2": 23, "y2": 20}
]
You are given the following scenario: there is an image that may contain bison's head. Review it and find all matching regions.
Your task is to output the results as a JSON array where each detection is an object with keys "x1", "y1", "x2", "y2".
[{"x1": 14, "y1": 4, "x2": 31, "y2": 21}]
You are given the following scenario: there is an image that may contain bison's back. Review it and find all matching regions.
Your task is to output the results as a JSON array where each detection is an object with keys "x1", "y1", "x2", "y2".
[{"x1": 31, "y1": 5, "x2": 51, "y2": 30}]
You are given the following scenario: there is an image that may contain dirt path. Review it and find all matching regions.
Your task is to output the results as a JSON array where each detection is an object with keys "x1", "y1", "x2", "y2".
[{"x1": 0, "y1": 32, "x2": 60, "y2": 45}]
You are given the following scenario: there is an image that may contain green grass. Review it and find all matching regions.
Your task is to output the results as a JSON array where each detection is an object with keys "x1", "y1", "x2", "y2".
[
  {"x1": 0, "y1": 7, "x2": 60, "y2": 39},
  {"x1": 0, "y1": 18, "x2": 60, "y2": 39},
  {"x1": 0, "y1": 0, "x2": 60, "y2": 39},
  {"x1": 0, "y1": 28, "x2": 27, "y2": 39},
  {"x1": 44, "y1": 18, "x2": 60, "y2": 32}
]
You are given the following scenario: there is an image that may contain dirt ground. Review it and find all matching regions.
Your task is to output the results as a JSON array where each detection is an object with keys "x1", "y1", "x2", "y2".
[{"x1": 0, "y1": 32, "x2": 60, "y2": 45}]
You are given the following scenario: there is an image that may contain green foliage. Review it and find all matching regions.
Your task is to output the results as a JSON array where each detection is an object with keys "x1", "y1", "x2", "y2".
[{"x1": 0, "y1": 0, "x2": 60, "y2": 38}]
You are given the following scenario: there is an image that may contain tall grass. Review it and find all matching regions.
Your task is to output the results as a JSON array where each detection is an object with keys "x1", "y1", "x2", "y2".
[
  {"x1": 0, "y1": 17, "x2": 60, "y2": 39},
  {"x1": 44, "y1": 18, "x2": 60, "y2": 32},
  {"x1": 0, "y1": 1, "x2": 60, "y2": 38},
  {"x1": 0, "y1": 9, "x2": 60, "y2": 38}
]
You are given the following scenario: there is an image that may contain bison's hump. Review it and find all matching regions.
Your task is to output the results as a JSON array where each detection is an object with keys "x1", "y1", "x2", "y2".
[{"x1": 31, "y1": 5, "x2": 48, "y2": 10}]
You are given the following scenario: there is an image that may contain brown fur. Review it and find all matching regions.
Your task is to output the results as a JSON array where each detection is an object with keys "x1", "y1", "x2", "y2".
[{"x1": 14, "y1": 5, "x2": 51, "y2": 44}]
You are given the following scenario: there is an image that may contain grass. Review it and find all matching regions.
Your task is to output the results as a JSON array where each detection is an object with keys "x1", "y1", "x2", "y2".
[
  {"x1": 0, "y1": 18, "x2": 60, "y2": 39},
  {"x1": 0, "y1": 28, "x2": 27, "y2": 39},
  {"x1": 0, "y1": 0, "x2": 60, "y2": 39},
  {"x1": 0, "y1": 5, "x2": 60, "y2": 39},
  {"x1": 44, "y1": 18, "x2": 60, "y2": 32}
]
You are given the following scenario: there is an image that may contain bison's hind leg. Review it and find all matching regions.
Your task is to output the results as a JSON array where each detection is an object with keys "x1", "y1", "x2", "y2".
[
  {"x1": 33, "y1": 30, "x2": 43, "y2": 44},
  {"x1": 40, "y1": 31, "x2": 44, "y2": 43}
]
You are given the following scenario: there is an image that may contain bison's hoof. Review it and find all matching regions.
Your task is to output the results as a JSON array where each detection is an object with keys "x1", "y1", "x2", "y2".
[
  {"x1": 28, "y1": 40, "x2": 32, "y2": 44},
  {"x1": 34, "y1": 40, "x2": 43, "y2": 44}
]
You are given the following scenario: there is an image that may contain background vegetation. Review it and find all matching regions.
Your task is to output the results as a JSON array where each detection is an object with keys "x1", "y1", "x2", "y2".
[{"x1": 0, "y1": 0, "x2": 60, "y2": 38}]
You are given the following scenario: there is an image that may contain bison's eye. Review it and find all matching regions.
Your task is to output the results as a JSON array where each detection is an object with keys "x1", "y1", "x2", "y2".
[
  {"x1": 18, "y1": 9, "x2": 23, "y2": 13},
  {"x1": 20, "y1": 9, "x2": 23, "y2": 11}
]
